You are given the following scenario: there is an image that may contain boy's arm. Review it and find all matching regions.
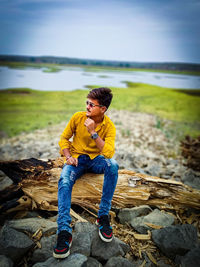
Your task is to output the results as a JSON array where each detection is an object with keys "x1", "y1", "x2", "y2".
[
  {"x1": 84, "y1": 118, "x2": 116, "y2": 158},
  {"x1": 59, "y1": 114, "x2": 78, "y2": 166},
  {"x1": 100, "y1": 126, "x2": 116, "y2": 158}
]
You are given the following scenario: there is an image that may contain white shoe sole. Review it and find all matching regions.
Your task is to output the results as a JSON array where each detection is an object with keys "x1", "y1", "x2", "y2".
[
  {"x1": 53, "y1": 249, "x2": 70, "y2": 259},
  {"x1": 53, "y1": 241, "x2": 72, "y2": 259},
  {"x1": 99, "y1": 229, "x2": 113, "y2": 242}
]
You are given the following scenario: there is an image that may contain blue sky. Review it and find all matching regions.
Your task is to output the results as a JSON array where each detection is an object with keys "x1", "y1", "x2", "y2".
[{"x1": 0, "y1": 0, "x2": 200, "y2": 63}]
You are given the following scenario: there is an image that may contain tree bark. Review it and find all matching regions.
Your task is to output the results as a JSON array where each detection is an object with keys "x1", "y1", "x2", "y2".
[{"x1": 0, "y1": 157, "x2": 200, "y2": 213}]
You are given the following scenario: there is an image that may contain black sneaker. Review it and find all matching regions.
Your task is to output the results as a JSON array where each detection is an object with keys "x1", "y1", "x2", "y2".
[
  {"x1": 96, "y1": 215, "x2": 113, "y2": 242},
  {"x1": 53, "y1": 230, "x2": 72, "y2": 259}
]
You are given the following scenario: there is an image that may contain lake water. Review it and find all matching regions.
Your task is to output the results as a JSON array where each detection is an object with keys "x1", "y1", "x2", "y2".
[{"x1": 0, "y1": 66, "x2": 200, "y2": 91}]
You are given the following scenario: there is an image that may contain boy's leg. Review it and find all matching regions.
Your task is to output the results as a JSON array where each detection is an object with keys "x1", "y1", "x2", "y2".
[
  {"x1": 57, "y1": 162, "x2": 85, "y2": 234},
  {"x1": 89, "y1": 155, "x2": 118, "y2": 242},
  {"x1": 89, "y1": 155, "x2": 119, "y2": 217},
  {"x1": 54, "y1": 159, "x2": 86, "y2": 258}
]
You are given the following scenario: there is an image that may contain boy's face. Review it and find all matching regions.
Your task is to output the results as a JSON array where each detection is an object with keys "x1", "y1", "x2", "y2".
[{"x1": 86, "y1": 98, "x2": 106, "y2": 118}]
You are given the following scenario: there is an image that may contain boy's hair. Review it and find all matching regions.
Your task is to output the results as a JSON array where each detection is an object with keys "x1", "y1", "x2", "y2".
[{"x1": 87, "y1": 87, "x2": 113, "y2": 109}]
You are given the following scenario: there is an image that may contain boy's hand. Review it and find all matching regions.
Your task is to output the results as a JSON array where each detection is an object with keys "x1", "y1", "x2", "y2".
[
  {"x1": 84, "y1": 118, "x2": 95, "y2": 134},
  {"x1": 66, "y1": 156, "x2": 78, "y2": 167}
]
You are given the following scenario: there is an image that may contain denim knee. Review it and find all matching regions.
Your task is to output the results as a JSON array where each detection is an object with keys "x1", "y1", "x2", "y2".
[
  {"x1": 58, "y1": 165, "x2": 77, "y2": 189},
  {"x1": 105, "y1": 158, "x2": 119, "y2": 173}
]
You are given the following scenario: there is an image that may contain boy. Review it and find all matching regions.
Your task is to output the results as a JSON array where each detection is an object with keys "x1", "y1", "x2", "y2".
[{"x1": 53, "y1": 87, "x2": 118, "y2": 259}]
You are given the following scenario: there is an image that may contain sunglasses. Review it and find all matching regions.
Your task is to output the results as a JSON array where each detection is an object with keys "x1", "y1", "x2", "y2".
[{"x1": 86, "y1": 101, "x2": 104, "y2": 108}]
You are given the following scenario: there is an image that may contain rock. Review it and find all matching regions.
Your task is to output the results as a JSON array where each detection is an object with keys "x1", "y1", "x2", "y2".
[
  {"x1": 114, "y1": 237, "x2": 131, "y2": 254},
  {"x1": 175, "y1": 247, "x2": 200, "y2": 267},
  {"x1": 0, "y1": 255, "x2": 14, "y2": 267},
  {"x1": 6, "y1": 217, "x2": 57, "y2": 234},
  {"x1": 182, "y1": 169, "x2": 200, "y2": 190},
  {"x1": 71, "y1": 231, "x2": 91, "y2": 256},
  {"x1": 162, "y1": 165, "x2": 175, "y2": 177},
  {"x1": 134, "y1": 260, "x2": 146, "y2": 267},
  {"x1": 152, "y1": 224, "x2": 198, "y2": 259},
  {"x1": 141, "y1": 251, "x2": 172, "y2": 267},
  {"x1": 22, "y1": 211, "x2": 41, "y2": 219},
  {"x1": 0, "y1": 170, "x2": 13, "y2": 191},
  {"x1": 74, "y1": 222, "x2": 97, "y2": 237},
  {"x1": 71, "y1": 222, "x2": 98, "y2": 256},
  {"x1": 156, "y1": 259, "x2": 172, "y2": 267},
  {"x1": 166, "y1": 159, "x2": 179, "y2": 166},
  {"x1": 32, "y1": 254, "x2": 87, "y2": 267},
  {"x1": 31, "y1": 234, "x2": 57, "y2": 263},
  {"x1": 82, "y1": 257, "x2": 103, "y2": 267},
  {"x1": 0, "y1": 225, "x2": 34, "y2": 263},
  {"x1": 91, "y1": 230, "x2": 125, "y2": 261},
  {"x1": 117, "y1": 205, "x2": 152, "y2": 224},
  {"x1": 104, "y1": 256, "x2": 136, "y2": 267},
  {"x1": 130, "y1": 209, "x2": 175, "y2": 234},
  {"x1": 145, "y1": 164, "x2": 162, "y2": 176}
]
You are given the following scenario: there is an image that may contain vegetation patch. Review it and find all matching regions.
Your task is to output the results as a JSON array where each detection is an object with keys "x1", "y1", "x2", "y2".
[{"x1": 0, "y1": 83, "x2": 200, "y2": 138}]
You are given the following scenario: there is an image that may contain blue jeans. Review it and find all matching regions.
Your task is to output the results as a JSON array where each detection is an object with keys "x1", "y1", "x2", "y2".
[{"x1": 57, "y1": 155, "x2": 119, "y2": 234}]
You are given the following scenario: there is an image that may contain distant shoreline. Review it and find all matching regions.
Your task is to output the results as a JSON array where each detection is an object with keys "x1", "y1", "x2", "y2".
[{"x1": 0, "y1": 54, "x2": 200, "y2": 76}]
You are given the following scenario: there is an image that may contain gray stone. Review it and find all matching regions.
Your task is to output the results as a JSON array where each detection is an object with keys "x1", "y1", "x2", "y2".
[
  {"x1": 182, "y1": 169, "x2": 200, "y2": 190},
  {"x1": 82, "y1": 257, "x2": 103, "y2": 267},
  {"x1": 131, "y1": 209, "x2": 174, "y2": 234},
  {"x1": 22, "y1": 211, "x2": 41, "y2": 219},
  {"x1": 0, "y1": 225, "x2": 34, "y2": 263},
  {"x1": 152, "y1": 224, "x2": 198, "y2": 259},
  {"x1": 71, "y1": 222, "x2": 98, "y2": 256},
  {"x1": 0, "y1": 255, "x2": 14, "y2": 267},
  {"x1": 32, "y1": 253, "x2": 87, "y2": 267},
  {"x1": 176, "y1": 247, "x2": 200, "y2": 267},
  {"x1": 48, "y1": 214, "x2": 58, "y2": 222},
  {"x1": 166, "y1": 159, "x2": 179, "y2": 166},
  {"x1": 124, "y1": 154, "x2": 137, "y2": 169},
  {"x1": 146, "y1": 164, "x2": 161, "y2": 176},
  {"x1": 156, "y1": 259, "x2": 172, "y2": 267},
  {"x1": 114, "y1": 237, "x2": 131, "y2": 254},
  {"x1": 0, "y1": 170, "x2": 13, "y2": 191},
  {"x1": 134, "y1": 260, "x2": 145, "y2": 267},
  {"x1": 91, "y1": 230, "x2": 125, "y2": 261},
  {"x1": 141, "y1": 251, "x2": 171, "y2": 266},
  {"x1": 71, "y1": 231, "x2": 91, "y2": 256},
  {"x1": 117, "y1": 205, "x2": 152, "y2": 224},
  {"x1": 31, "y1": 234, "x2": 57, "y2": 263},
  {"x1": 7, "y1": 217, "x2": 57, "y2": 234},
  {"x1": 104, "y1": 256, "x2": 136, "y2": 267},
  {"x1": 74, "y1": 222, "x2": 97, "y2": 237},
  {"x1": 162, "y1": 166, "x2": 175, "y2": 177}
]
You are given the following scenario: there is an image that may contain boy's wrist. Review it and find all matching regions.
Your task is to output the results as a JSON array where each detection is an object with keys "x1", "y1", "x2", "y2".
[{"x1": 91, "y1": 132, "x2": 98, "y2": 139}]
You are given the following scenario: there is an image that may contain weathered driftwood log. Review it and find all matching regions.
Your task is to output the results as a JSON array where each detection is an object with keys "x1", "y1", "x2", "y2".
[{"x1": 0, "y1": 158, "x2": 200, "y2": 214}]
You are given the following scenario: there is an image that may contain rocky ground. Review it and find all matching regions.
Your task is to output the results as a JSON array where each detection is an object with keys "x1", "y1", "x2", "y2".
[
  {"x1": 0, "y1": 110, "x2": 200, "y2": 267},
  {"x1": 0, "y1": 109, "x2": 200, "y2": 189}
]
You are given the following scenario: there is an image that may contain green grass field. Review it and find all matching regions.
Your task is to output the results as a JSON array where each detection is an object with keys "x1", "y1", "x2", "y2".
[{"x1": 0, "y1": 83, "x2": 200, "y2": 139}]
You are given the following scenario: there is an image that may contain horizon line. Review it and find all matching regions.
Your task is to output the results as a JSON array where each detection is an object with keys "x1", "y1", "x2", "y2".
[{"x1": 1, "y1": 54, "x2": 200, "y2": 66}]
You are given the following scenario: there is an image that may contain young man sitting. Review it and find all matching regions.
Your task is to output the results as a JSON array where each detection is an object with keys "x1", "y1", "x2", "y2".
[{"x1": 53, "y1": 87, "x2": 118, "y2": 259}]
